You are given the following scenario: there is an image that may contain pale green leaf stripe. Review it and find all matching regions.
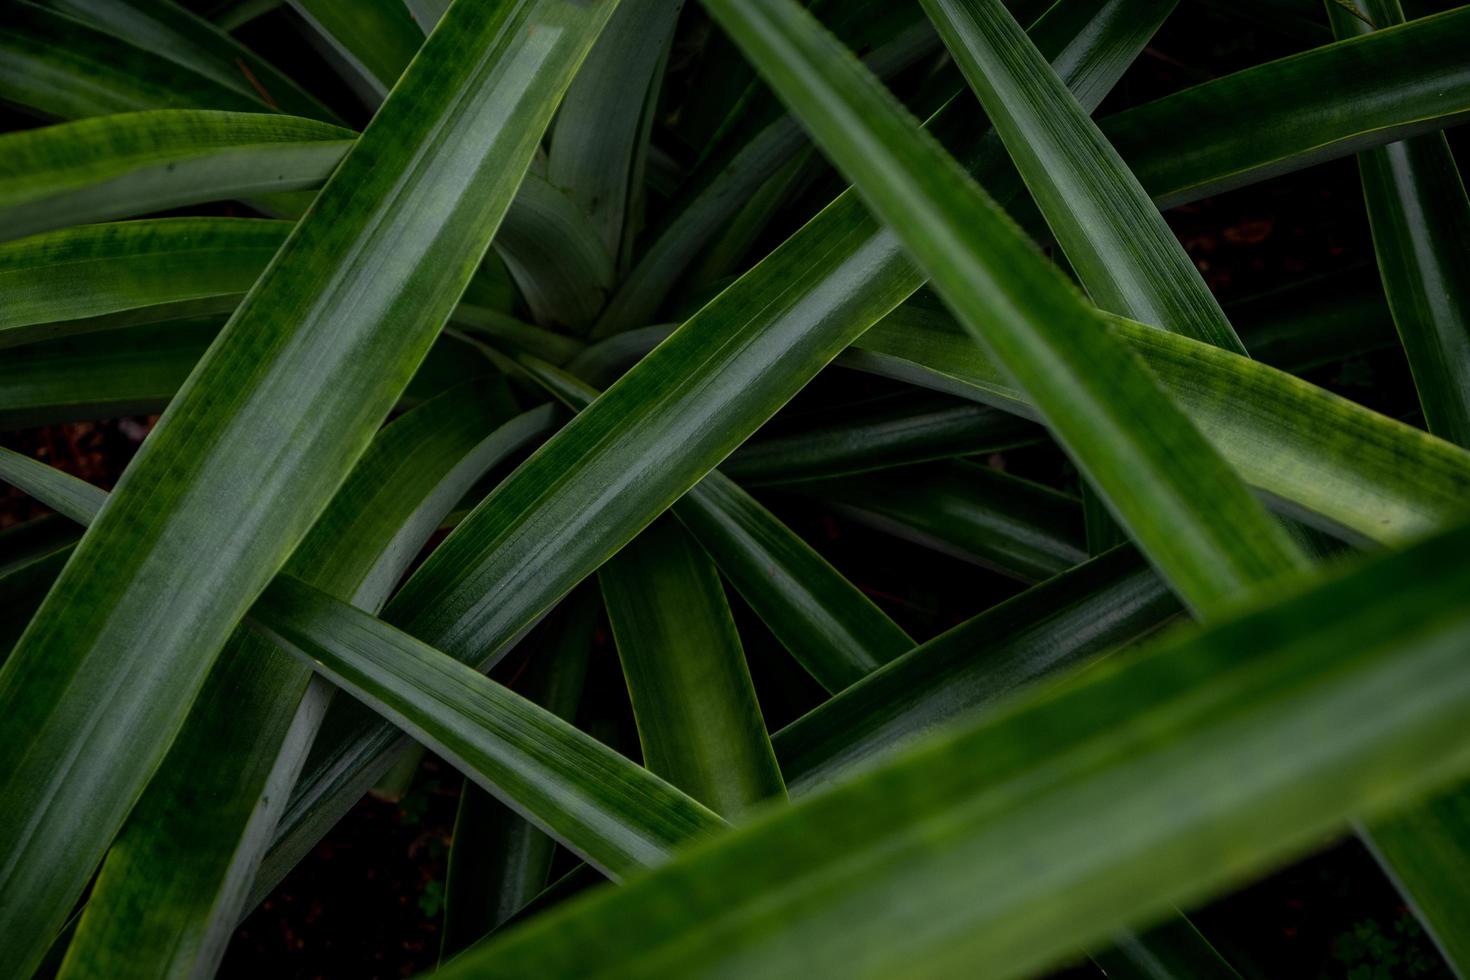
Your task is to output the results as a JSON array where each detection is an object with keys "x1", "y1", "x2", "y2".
[
  {"x1": 37, "y1": 0, "x2": 337, "y2": 122},
  {"x1": 0, "y1": 1, "x2": 620, "y2": 974},
  {"x1": 0, "y1": 111, "x2": 353, "y2": 242},
  {"x1": 250, "y1": 0, "x2": 1224, "y2": 892},
  {"x1": 787, "y1": 461, "x2": 1087, "y2": 583},
  {"x1": 251, "y1": 576, "x2": 725, "y2": 879},
  {"x1": 601, "y1": 517, "x2": 787, "y2": 817},
  {"x1": 0, "y1": 1, "x2": 268, "y2": 118},
  {"x1": 923, "y1": 0, "x2": 1245, "y2": 354},
  {"x1": 442, "y1": 519, "x2": 1470, "y2": 980},
  {"x1": 705, "y1": 0, "x2": 1307, "y2": 617},
  {"x1": 848, "y1": 305, "x2": 1470, "y2": 545}
]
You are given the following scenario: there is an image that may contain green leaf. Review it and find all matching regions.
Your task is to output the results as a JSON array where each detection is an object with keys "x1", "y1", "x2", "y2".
[
  {"x1": 0, "y1": 111, "x2": 353, "y2": 242},
  {"x1": 0, "y1": 1, "x2": 276, "y2": 118},
  {"x1": 1325, "y1": 1, "x2": 1470, "y2": 969},
  {"x1": 1092, "y1": 917, "x2": 1244, "y2": 980},
  {"x1": 1103, "y1": 5, "x2": 1470, "y2": 210},
  {"x1": 849, "y1": 303, "x2": 1470, "y2": 546},
  {"x1": 36, "y1": 0, "x2": 338, "y2": 122},
  {"x1": 493, "y1": 174, "x2": 615, "y2": 330},
  {"x1": 774, "y1": 544, "x2": 1178, "y2": 791},
  {"x1": 0, "y1": 320, "x2": 494, "y2": 430},
  {"x1": 593, "y1": 0, "x2": 942, "y2": 335},
  {"x1": 440, "y1": 518, "x2": 1470, "y2": 979},
  {"x1": 0, "y1": 0, "x2": 621, "y2": 973},
  {"x1": 601, "y1": 517, "x2": 787, "y2": 817},
  {"x1": 785, "y1": 461, "x2": 1087, "y2": 583},
  {"x1": 250, "y1": 576, "x2": 724, "y2": 879},
  {"x1": 675, "y1": 474, "x2": 914, "y2": 692},
  {"x1": 253, "y1": 0, "x2": 1175, "y2": 890},
  {"x1": 703, "y1": 0, "x2": 1307, "y2": 618},
  {"x1": 288, "y1": 0, "x2": 421, "y2": 101},
  {"x1": 548, "y1": 0, "x2": 683, "y2": 270},
  {"x1": 1326, "y1": 1, "x2": 1470, "y2": 448},
  {"x1": 0, "y1": 218, "x2": 288, "y2": 349},
  {"x1": 442, "y1": 594, "x2": 596, "y2": 962},
  {"x1": 922, "y1": 0, "x2": 1239, "y2": 351},
  {"x1": 0, "y1": 386, "x2": 564, "y2": 978},
  {"x1": 0, "y1": 447, "x2": 107, "y2": 525},
  {"x1": 724, "y1": 391, "x2": 1042, "y2": 485}
]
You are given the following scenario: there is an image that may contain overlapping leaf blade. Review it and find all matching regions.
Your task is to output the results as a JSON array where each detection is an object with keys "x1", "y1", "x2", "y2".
[{"x1": 0, "y1": 0, "x2": 621, "y2": 973}]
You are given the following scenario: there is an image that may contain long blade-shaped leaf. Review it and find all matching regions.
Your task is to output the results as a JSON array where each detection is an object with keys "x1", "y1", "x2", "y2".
[
  {"x1": 1325, "y1": 1, "x2": 1470, "y2": 968},
  {"x1": 849, "y1": 302, "x2": 1470, "y2": 545},
  {"x1": 724, "y1": 391, "x2": 1042, "y2": 485},
  {"x1": 922, "y1": 0, "x2": 1240, "y2": 352},
  {"x1": 0, "y1": 111, "x2": 352, "y2": 242},
  {"x1": 37, "y1": 0, "x2": 337, "y2": 121},
  {"x1": 441, "y1": 519, "x2": 1470, "y2": 979},
  {"x1": 0, "y1": 0, "x2": 620, "y2": 972},
  {"x1": 601, "y1": 517, "x2": 787, "y2": 817},
  {"x1": 786, "y1": 462, "x2": 1087, "y2": 583},
  {"x1": 442, "y1": 596, "x2": 595, "y2": 962},
  {"x1": 253, "y1": 0, "x2": 1192, "y2": 898},
  {"x1": 703, "y1": 0, "x2": 1306, "y2": 618},
  {"x1": 251, "y1": 577, "x2": 724, "y2": 879},
  {"x1": 774, "y1": 544, "x2": 1180, "y2": 792},
  {"x1": 548, "y1": 0, "x2": 683, "y2": 268}
]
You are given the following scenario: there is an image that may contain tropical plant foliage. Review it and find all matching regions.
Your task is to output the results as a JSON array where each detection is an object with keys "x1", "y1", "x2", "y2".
[{"x1": 1, "y1": 0, "x2": 1468, "y2": 976}]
